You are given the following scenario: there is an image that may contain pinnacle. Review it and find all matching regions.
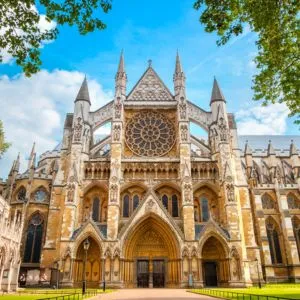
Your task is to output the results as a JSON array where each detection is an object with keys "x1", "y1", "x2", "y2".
[
  {"x1": 75, "y1": 76, "x2": 91, "y2": 104},
  {"x1": 267, "y1": 140, "x2": 275, "y2": 156},
  {"x1": 210, "y1": 77, "x2": 226, "y2": 104},
  {"x1": 290, "y1": 139, "x2": 297, "y2": 156},
  {"x1": 244, "y1": 140, "x2": 252, "y2": 155},
  {"x1": 117, "y1": 50, "x2": 125, "y2": 74},
  {"x1": 175, "y1": 51, "x2": 183, "y2": 74}
]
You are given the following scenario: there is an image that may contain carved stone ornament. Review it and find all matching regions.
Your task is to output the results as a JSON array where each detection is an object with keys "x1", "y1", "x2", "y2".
[
  {"x1": 184, "y1": 183, "x2": 192, "y2": 203},
  {"x1": 125, "y1": 111, "x2": 176, "y2": 157},
  {"x1": 179, "y1": 97, "x2": 187, "y2": 119},
  {"x1": 113, "y1": 124, "x2": 121, "y2": 142},
  {"x1": 73, "y1": 117, "x2": 83, "y2": 142},
  {"x1": 180, "y1": 124, "x2": 188, "y2": 142},
  {"x1": 218, "y1": 117, "x2": 228, "y2": 142},
  {"x1": 110, "y1": 184, "x2": 118, "y2": 203},
  {"x1": 145, "y1": 199, "x2": 157, "y2": 212},
  {"x1": 114, "y1": 97, "x2": 122, "y2": 119},
  {"x1": 226, "y1": 183, "x2": 235, "y2": 202}
]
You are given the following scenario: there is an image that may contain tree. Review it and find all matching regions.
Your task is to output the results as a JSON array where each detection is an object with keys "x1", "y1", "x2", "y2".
[
  {"x1": 0, "y1": 0, "x2": 112, "y2": 76},
  {"x1": 194, "y1": 0, "x2": 300, "y2": 124},
  {"x1": 0, "y1": 120, "x2": 10, "y2": 158}
]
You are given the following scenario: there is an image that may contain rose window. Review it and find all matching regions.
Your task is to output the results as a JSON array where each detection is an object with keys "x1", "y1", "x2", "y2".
[{"x1": 125, "y1": 111, "x2": 176, "y2": 157}]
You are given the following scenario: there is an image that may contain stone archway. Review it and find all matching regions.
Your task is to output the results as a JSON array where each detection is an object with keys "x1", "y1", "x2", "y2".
[
  {"x1": 73, "y1": 237, "x2": 102, "y2": 288},
  {"x1": 123, "y1": 215, "x2": 180, "y2": 288},
  {"x1": 201, "y1": 236, "x2": 229, "y2": 287}
]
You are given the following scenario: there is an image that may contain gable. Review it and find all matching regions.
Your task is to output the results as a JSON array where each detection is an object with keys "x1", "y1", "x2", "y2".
[{"x1": 127, "y1": 67, "x2": 174, "y2": 101}]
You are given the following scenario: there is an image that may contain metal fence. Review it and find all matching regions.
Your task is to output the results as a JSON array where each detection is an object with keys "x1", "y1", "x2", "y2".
[
  {"x1": 192, "y1": 288, "x2": 299, "y2": 300},
  {"x1": 37, "y1": 290, "x2": 99, "y2": 300}
]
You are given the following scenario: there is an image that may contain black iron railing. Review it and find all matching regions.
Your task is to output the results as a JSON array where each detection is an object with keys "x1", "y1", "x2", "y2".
[
  {"x1": 191, "y1": 288, "x2": 299, "y2": 300},
  {"x1": 37, "y1": 290, "x2": 99, "y2": 300}
]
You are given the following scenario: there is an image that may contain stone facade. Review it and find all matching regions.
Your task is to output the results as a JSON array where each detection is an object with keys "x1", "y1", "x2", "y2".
[
  {"x1": 2, "y1": 53, "x2": 300, "y2": 288},
  {"x1": 0, "y1": 184, "x2": 23, "y2": 291}
]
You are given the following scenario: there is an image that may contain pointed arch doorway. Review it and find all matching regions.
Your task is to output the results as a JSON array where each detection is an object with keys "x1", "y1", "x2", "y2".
[
  {"x1": 201, "y1": 236, "x2": 229, "y2": 287},
  {"x1": 123, "y1": 215, "x2": 180, "y2": 288}
]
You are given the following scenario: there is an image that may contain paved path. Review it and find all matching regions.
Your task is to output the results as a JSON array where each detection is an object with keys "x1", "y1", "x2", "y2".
[{"x1": 93, "y1": 289, "x2": 214, "y2": 300}]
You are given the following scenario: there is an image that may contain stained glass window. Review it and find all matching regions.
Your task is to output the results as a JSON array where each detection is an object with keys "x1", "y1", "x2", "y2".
[
  {"x1": 17, "y1": 187, "x2": 26, "y2": 202},
  {"x1": 34, "y1": 188, "x2": 47, "y2": 202},
  {"x1": 172, "y1": 195, "x2": 179, "y2": 217},
  {"x1": 23, "y1": 213, "x2": 43, "y2": 263},
  {"x1": 92, "y1": 197, "x2": 100, "y2": 222},
  {"x1": 133, "y1": 195, "x2": 139, "y2": 211},
  {"x1": 123, "y1": 195, "x2": 129, "y2": 218},
  {"x1": 162, "y1": 195, "x2": 168, "y2": 210},
  {"x1": 201, "y1": 198, "x2": 209, "y2": 222}
]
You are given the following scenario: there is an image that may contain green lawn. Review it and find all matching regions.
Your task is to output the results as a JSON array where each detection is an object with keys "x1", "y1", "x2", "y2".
[{"x1": 191, "y1": 284, "x2": 300, "y2": 300}]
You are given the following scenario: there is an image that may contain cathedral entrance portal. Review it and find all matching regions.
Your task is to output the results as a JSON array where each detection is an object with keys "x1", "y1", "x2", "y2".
[
  {"x1": 201, "y1": 236, "x2": 229, "y2": 287},
  {"x1": 124, "y1": 216, "x2": 180, "y2": 288}
]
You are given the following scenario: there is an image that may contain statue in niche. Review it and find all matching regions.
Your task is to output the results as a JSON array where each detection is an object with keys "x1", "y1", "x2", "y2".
[
  {"x1": 73, "y1": 117, "x2": 83, "y2": 142},
  {"x1": 226, "y1": 183, "x2": 235, "y2": 202},
  {"x1": 179, "y1": 97, "x2": 186, "y2": 119},
  {"x1": 110, "y1": 184, "x2": 118, "y2": 202},
  {"x1": 181, "y1": 125, "x2": 188, "y2": 142},
  {"x1": 113, "y1": 125, "x2": 121, "y2": 142},
  {"x1": 115, "y1": 97, "x2": 122, "y2": 119},
  {"x1": 218, "y1": 117, "x2": 228, "y2": 142}
]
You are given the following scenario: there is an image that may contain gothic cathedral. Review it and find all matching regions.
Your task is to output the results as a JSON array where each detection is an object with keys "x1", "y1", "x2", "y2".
[{"x1": 2, "y1": 53, "x2": 300, "y2": 288}]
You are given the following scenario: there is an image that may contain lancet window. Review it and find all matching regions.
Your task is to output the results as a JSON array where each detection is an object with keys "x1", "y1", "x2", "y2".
[
  {"x1": 266, "y1": 218, "x2": 283, "y2": 264},
  {"x1": 292, "y1": 217, "x2": 300, "y2": 259},
  {"x1": 23, "y1": 213, "x2": 44, "y2": 263},
  {"x1": 121, "y1": 187, "x2": 145, "y2": 218}
]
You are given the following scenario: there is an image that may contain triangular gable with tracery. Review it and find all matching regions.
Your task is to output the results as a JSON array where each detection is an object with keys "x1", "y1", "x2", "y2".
[{"x1": 127, "y1": 66, "x2": 174, "y2": 101}]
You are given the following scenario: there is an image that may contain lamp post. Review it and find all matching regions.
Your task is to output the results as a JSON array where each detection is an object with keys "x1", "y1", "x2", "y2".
[
  {"x1": 255, "y1": 258, "x2": 261, "y2": 289},
  {"x1": 82, "y1": 238, "x2": 90, "y2": 295}
]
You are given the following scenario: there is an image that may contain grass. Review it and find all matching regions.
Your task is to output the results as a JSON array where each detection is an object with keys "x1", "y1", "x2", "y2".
[
  {"x1": 0, "y1": 288, "x2": 114, "y2": 300},
  {"x1": 191, "y1": 284, "x2": 300, "y2": 300}
]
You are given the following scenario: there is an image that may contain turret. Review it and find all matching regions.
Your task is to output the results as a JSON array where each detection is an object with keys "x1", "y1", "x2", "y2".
[
  {"x1": 210, "y1": 77, "x2": 227, "y2": 122},
  {"x1": 115, "y1": 50, "x2": 127, "y2": 97},
  {"x1": 173, "y1": 51, "x2": 185, "y2": 97},
  {"x1": 244, "y1": 141, "x2": 253, "y2": 177},
  {"x1": 74, "y1": 76, "x2": 91, "y2": 123},
  {"x1": 28, "y1": 142, "x2": 36, "y2": 170}
]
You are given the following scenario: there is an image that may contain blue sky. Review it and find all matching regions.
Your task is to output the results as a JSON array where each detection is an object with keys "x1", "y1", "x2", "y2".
[{"x1": 0, "y1": 0, "x2": 298, "y2": 178}]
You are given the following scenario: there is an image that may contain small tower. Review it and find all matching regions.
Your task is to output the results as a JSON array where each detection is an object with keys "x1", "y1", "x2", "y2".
[
  {"x1": 173, "y1": 51, "x2": 185, "y2": 97},
  {"x1": 115, "y1": 50, "x2": 127, "y2": 97},
  {"x1": 244, "y1": 140, "x2": 253, "y2": 177},
  {"x1": 74, "y1": 76, "x2": 91, "y2": 123},
  {"x1": 210, "y1": 77, "x2": 227, "y2": 122}
]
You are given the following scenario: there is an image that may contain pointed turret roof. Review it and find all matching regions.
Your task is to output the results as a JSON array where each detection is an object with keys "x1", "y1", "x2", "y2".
[
  {"x1": 117, "y1": 50, "x2": 125, "y2": 75},
  {"x1": 75, "y1": 76, "x2": 91, "y2": 104},
  {"x1": 14, "y1": 152, "x2": 20, "y2": 172},
  {"x1": 210, "y1": 77, "x2": 226, "y2": 104},
  {"x1": 175, "y1": 51, "x2": 183, "y2": 75},
  {"x1": 267, "y1": 140, "x2": 276, "y2": 156},
  {"x1": 290, "y1": 140, "x2": 298, "y2": 156},
  {"x1": 244, "y1": 140, "x2": 252, "y2": 155}
]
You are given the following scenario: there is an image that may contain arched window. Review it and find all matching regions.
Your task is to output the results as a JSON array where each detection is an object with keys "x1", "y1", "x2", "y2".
[
  {"x1": 201, "y1": 197, "x2": 209, "y2": 222},
  {"x1": 287, "y1": 194, "x2": 300, "y2": 209},
  {"x1": 123, "y1": 195, "x2": 129, "y2": 218},
  {"x1": 162, "y1": 195, "x2": 168, "y2": 210},
  {"x1": 266, "y1": 220, "x2": 282, "y2": 264},
  {"x1": 17, "y1": 187, "x2": 26, "y2": 202},
  {"x1": 292, "y1": 218, "x2": 300, "y2": 259},
  {"x1": 262, "y1": 194, "x2": 275, "y2": 209},
  {"x1": 172, "y1": 195, "x2": 179, "y2": 217},
  {"x1": 34, "y1": 187, "x2": 47, "y2": 202},
  {"x1": 24, "y1": 213, "x2": 44, "y2": 263},
  {"x1": 133, "y1": 195, "x2": 139, "y2": 211},
  {"x1": 92, "y1": 197, "x2": 100, "y2": 222}
]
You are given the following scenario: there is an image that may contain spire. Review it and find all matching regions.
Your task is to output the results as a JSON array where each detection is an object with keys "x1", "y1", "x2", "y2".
[
  {"x1": 210, "y1": 77, "x2": 226, "y2": 104},
  {"x1": 14, "y1": 152, "x2": 20, "y2": 172},
  {"x1": 244, "y1": 140, "x2": 252, "y2": 155},
  {"x1": 117, "y1": 50, "x2": 125, "y2": 75},
  {"x1": 115, "y1": 50, "x2": 127, "y2": 96},
  {"x1": 267, "y1": 140, "x2": 275, "y2": 156},
  {"x1": 173, "y1": 51, "x2": 185, "y2": 96},
  {"x1": 175, "y1": 50, "x2": 183, "y2": 74},
  {"x1": 28, "y1": 142, "x2": 36, "y2": 169},
  {"x1": 75, "y1": 76, "x2": 91, "y2": 105},
  {"x1": 290, "y1": 139, "x2": 297, "y2": 156}
]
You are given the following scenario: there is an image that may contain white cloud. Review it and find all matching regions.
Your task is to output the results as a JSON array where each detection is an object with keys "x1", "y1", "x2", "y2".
[
  {"x1": 0, "y1": 70, "x2": 112, "y2": 179},
  {"x1": 236, "y1": 103, "x2": 289, "y2": 135}
]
